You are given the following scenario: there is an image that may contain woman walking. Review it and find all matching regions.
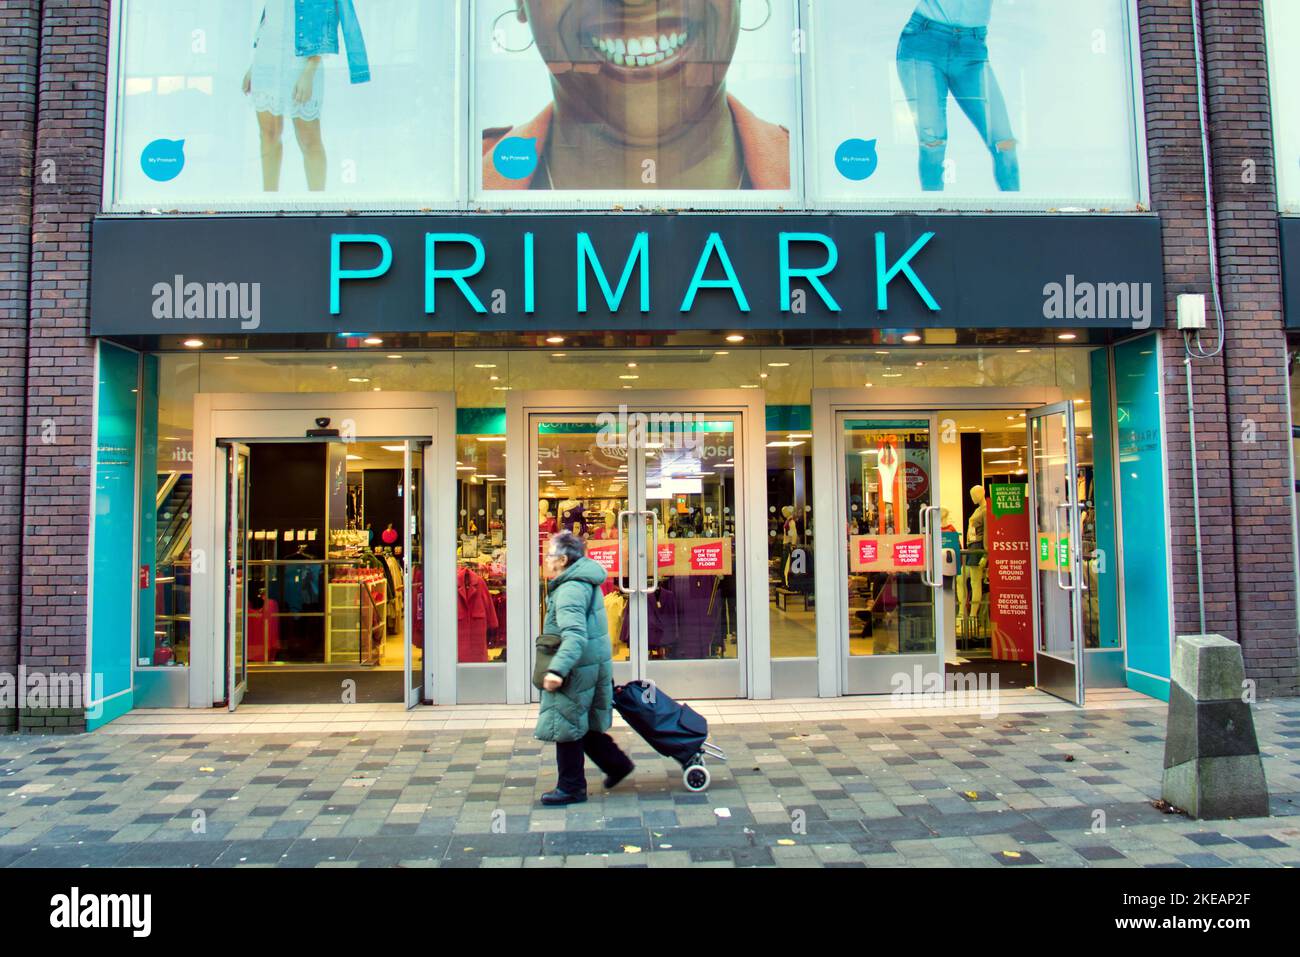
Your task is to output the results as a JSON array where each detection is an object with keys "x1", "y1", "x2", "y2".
[{"x1": 536, "y1": 531, "x2": 634, "y2": 806}]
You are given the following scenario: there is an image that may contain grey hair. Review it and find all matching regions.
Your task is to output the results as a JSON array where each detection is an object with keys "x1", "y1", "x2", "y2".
[{"x1": 548, "y1": 530, "x2": 586, "y2": 566}]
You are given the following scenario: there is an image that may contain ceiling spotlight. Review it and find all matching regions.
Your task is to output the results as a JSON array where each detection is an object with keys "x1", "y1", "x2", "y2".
[
  {"x1": 183, "y1": 339, "x2": 204, "y2": 349},
  {"x1": 363, "y1": 337, "x2": 383, "y2": 346},
  {"x1": 1058, "y1": 332, "x2": 1078, "y2": 341},
  {"x1": 902, "y1": 334, "x2": 922, "y2": 343},
  {"x1": 725, "y1": 334, "x2": 745, "y2": 344},
  {"x1": 546, "y1": 336, "x2": 566, "y2": 345}
]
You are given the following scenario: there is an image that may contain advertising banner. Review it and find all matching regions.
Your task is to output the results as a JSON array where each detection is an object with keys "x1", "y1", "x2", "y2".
[
  {"x1": 474, "y1": 0, "x2": 801, "y2": 203},
  {"x1": 987, "y1": 482, "x2": 1032, "y2": 661},
  {"x1": 109, "y1": 0, "x2": 460, "y2": 209},
  {"x1": 807, "y1": 0, "x2": 1143, "y2": 208},
  {"x1": 655, "y1": 538, "x2": 733, "y2": 577}
]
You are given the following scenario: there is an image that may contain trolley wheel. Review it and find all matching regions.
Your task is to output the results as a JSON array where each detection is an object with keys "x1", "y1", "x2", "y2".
[{"x1": 683, "y1": 764, "x2": 711, "y2": 792}]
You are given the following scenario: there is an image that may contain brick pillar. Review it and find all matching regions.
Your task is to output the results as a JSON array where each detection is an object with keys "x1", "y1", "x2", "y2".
[
  {"x1": 20, "y1": 0, "x2": 110, "y2": 733},
  {"x1": 1201, "y1": 0, "x2": 1299, "y2": 695},
  {"x1": 0, "y1": 0, "x2": 42, "y2": 732},
  {"x1": 1139, "y1": 0, "x2": 1242, "y2": 648}
]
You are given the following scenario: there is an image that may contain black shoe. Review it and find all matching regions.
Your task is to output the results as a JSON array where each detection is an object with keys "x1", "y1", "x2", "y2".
[
  {"x1": 603, "y1": 762, "x2": 635, "y2": 790},
  {"x1": 541, "y1": 788, "x2": 588, "y2": 806}
]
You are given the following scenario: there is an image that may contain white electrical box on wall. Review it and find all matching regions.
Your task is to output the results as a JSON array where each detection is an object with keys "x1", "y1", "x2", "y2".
[{"x1": 1177, "y1": 293, "x2": 1208, "y2": 330}]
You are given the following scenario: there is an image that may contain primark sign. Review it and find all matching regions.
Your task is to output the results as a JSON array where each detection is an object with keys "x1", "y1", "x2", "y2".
[{"x1": 90, "y1": 214, "x2": 1164, "y2": 336}]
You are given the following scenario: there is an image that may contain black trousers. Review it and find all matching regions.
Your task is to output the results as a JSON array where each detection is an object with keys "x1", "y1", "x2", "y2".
[{"x1": 555, "y1": 730, "x2": 632, "y2": 793}]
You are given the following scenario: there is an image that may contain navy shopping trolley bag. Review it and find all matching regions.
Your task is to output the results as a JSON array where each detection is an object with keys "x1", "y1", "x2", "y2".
[{"x1": 612, "y1": 680, "x2": 725, "y2": 792}]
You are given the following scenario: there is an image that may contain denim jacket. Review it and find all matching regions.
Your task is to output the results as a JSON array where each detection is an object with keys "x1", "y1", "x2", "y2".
[{"x1": 260, "y1": 0, "x2": 371, "y2": 84}]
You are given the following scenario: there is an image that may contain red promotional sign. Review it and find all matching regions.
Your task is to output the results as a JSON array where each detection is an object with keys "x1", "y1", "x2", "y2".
[
  {"x1": 858, "y1": 539, "x2": 879, "y2": 565},
  {"x1": 690, "y1": 543, "x2": 724, "y2": 571},
  {"x1": 987, "y1": 483, "x2": 1033, "y2": 661},
  {"x1": 893, "y1": 539, "x2": 925, "y2": 567},
  {"x1": 904, "y1": 461, "x2": 930, "y2": 500},
  {"x1": 586, "y1": 542, "x2": 621, "y2": 574},
  {"x1": 657, "y1": 543, "x2": 676, "y2": 567}
]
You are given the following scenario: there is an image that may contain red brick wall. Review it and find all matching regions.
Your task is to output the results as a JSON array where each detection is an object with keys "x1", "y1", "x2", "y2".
[
  {"x1": 1141, "y1": 0, "x2": 1299, "y2": 695},
  {"x1": 1203, "y1": 0, "x2": 1298, "y2": 694},
  {"x1": 19, "y1": 0, "x2": 111, "y2": 732},
  {"x1": 0, "y1": 0, "x2": 42, "y2": 731}
]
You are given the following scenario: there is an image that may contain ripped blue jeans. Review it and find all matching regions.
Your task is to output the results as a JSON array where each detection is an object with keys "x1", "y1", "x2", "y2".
[{"x1": 896, "y1": 13, "x2": 1019, "y2": 192}]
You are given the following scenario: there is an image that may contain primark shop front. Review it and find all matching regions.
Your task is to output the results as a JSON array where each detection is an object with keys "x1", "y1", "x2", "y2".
[{"x1": 85, "y1": 0, "x2": 1174, "y2": 727}]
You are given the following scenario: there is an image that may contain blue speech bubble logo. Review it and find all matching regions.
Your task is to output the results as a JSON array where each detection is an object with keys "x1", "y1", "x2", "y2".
[
  {"x1": 493, "y1": 136, "x2": 539, "y2": 181},
  {"x1": 835, "y1": 138, "x2": 878, "y2": 182},
  {"x1": 141, "y1": 139, "x2": 186, "y2": 182}
]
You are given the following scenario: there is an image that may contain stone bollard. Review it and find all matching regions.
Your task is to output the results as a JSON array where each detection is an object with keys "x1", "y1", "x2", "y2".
[{"x1": 1162, "y1": 635, "x2": 1269, "y2": 819}]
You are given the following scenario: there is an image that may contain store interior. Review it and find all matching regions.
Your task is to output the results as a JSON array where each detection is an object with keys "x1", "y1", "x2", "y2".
[{"x1": 231, "y1": 440, "x2": 420, "y2": 704}]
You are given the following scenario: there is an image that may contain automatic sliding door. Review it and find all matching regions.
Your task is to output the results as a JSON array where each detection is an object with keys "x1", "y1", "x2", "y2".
[{"x1": 837, "y1": 416, "x2": 943, "y2": 695}]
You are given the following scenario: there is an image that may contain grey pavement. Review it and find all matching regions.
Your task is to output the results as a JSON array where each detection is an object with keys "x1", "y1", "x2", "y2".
[{"x1": 1, "y1": 698, "x2": 1298, "y2": 868}]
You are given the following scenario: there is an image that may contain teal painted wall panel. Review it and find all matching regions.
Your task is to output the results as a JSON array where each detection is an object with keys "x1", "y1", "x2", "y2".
[
  {"x1": 1089, "y1": 349, "x2": 1120, "y2": 649},
  {"x1": 90, "y1": 343, "x2": 139, "y2": 726},
  {"x1": 1113, "y1": 336, "x2": 1172, "y2": 691}
]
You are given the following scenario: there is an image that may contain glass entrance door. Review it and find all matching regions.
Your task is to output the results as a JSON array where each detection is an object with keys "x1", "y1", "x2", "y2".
[
  {"x1": 532, "y1": 411, "x2": 745, "y2": 699},
  {"x1": 226, "y1": 443, "x2": 251, "y2": 711},
  {"x1": 1028, "y1": 402, "x2": 1085, "y2": 705},
  {"x1": 836, "y1": 415, "x2": 943, "y2": 694},
  {"x1": 403, "y1": 441, "x2": 427, "y2": 709}
]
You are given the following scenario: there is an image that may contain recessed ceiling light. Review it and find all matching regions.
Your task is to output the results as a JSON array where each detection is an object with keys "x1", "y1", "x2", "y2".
[
  {"x1": 620, "y1": 375, "x2": 639, "y2": 380},
  {"x1": 768, "y1": 362, "x2": 790, "y2": 368},
  {"x1": 223, "y1": 355, "x2": 239, "y2": 360},
  {"x1": 741, "y1": 384, "x2": 760, "y2": 389},
  {"x1": 475, "y1": 363, "x2": 497, "y2": 369},
  {"x1": 725, "y1": 335, "x2": 745, "y2": 343},
  {"x1": 714, "y1": 351, "x2": 730, "y2": 356},
  {"x1": 183, "y1": 339, "x2": 204, "y2": 348},
  {"x1": 1058, "y1": 332, "x2": 1078, "y2": 341},
  {"x1": 348, "y1": 377, "x2": 370, "y2": 383},
  {"x1": 546, "y1": 336, "x2": 566, "y2": 345},
  {"x1": 387, "y1": 354, "x2": 403, "y2": 360},
  {"x1": 902, "y1": 334, "x2": 922, "y2": 343},
  {"x1": 457, "y1": 466, "x2": 475, "y2": 472},
  {"x1": 364, "y1": 337, "x2": 383, "y2": 346},
  {"x1": 476, "y1": 436, "x2": 506, "y2": 442},
  {"x1": 551, "y1": 353, "x2": 567, "y2": 358},
  {"x1": 627, "y1": 362, "x2": 638, "y2": 369}
]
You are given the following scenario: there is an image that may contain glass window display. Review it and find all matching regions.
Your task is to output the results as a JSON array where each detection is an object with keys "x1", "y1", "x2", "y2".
[{"x1": 475, "y1": 0, "x2": 801, "y2": 203}]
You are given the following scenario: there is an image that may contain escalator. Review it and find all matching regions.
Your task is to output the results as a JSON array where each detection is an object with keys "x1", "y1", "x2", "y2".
[{"x1": 152, "y1": 472, "x2": 192, "y2": 665}]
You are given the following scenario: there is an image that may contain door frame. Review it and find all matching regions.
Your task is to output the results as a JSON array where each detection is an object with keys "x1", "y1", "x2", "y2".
[
  {"x1": 1027, "y1": 400, "x2": 1087, "y2": 705},
  {"x1": 811, "y1": 388, "x2": 1066, "y2": 699},
  {"x1": 831, "y1": 411, "x2": 944, "y2": 695},
  {"x1": 189, "y1": 392, "x2": 457, "y2": 708},
  {"x1": 506, "y1": 389, "x2": 770, "y2": 704},
  {"x1": 224, "y1": 442, "x2": 251, "y2": 711}
]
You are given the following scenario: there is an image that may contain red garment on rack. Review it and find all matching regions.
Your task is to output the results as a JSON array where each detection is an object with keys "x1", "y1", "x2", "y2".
[
  {"x1": 412, "y1": 565, "x2": 425, "y2": 649},
  {"x1": 247, "y1": 598, "x2": 281, "y2": 663},
  {"x1": 457, "y1": 567, "x2": 499, "y2": 663}
]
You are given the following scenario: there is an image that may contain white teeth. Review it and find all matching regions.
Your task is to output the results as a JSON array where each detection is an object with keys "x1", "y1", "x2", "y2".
[{"x1": 594, "y1": 31, "x2": 688, "y2": 66}]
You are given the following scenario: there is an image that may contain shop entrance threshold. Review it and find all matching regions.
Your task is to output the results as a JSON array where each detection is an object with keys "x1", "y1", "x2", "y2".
[{"x1": 94, "y1": 688, "x2": 1160, "y2": 735}]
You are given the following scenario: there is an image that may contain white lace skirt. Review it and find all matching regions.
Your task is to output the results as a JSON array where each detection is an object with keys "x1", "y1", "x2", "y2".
[{"x1": 250, "y1": 0, "x2": 324, "y2": 122}]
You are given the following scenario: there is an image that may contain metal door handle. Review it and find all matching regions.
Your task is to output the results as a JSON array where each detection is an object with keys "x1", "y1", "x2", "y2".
[
  {"x1": 617, "y1": 510, "x2": 633, "y2": 595},
  {"x1": 1053, "y1": 503, "x2": 1074, "y2": 592},
  {"x1": 642, "y1": 511, "x2": 659, "y2": 594},
  {"x1": 920, "y1": 506, "x2": 936, "y2": 587},
  {"x1": 928, "y1": 505, "x2": 943, "y2": 589}
]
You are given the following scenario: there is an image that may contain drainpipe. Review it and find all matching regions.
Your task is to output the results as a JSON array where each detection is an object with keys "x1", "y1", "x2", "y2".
[{"x1": 1186, "y1": 0, "x2": 1226, "y2": 636}]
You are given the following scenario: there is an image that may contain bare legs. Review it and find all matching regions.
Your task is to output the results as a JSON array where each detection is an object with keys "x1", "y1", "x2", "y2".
[
  {"x1": 294, "y1": 117, "x2": 327, "y2": 191},
  {"x1": 256, "y1": 111, "x2": 284, "y2": 192},
  {"x1": 256, "y1": 111, "x2": 327, "y2": 192}
]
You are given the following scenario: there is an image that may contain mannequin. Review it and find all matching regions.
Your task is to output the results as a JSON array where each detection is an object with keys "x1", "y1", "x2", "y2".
[
  {"x1": 593, "y1": 510, "x2": 617, "y2": 540},
  {"x1": 538, "y1": 499, "x2": 556, "y2": 533},
  {"x1": 957, "y1": 486, "x2": 988, "y2": 640},
  {"x1": 781, "y1": 505, "x2": 799, "y2": 546},
  {"x1": 876, "y1": 438, "x2": 905, "y2": 534}
]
